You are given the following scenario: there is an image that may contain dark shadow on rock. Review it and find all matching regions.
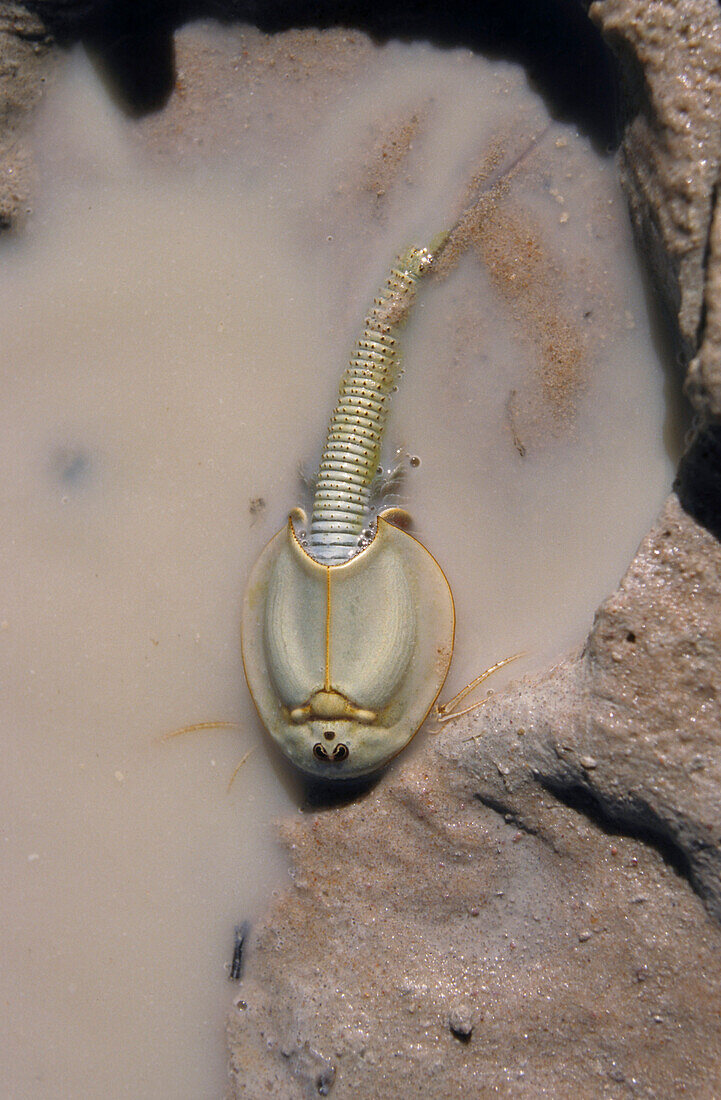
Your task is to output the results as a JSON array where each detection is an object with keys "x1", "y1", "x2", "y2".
[
  {"x1": 676, "y1": 424, "x2": 721, "y2": 543},
  {"x1": 537, "y1": 776, "x2": 694, "y2": 882},
  {"x1": 535, "y1": 772, "x2": 721, "y2": 923},
  {"x1": 300, "y1": 770, "x2": 384, "y2": 812},
  {"x1": 638, "y1": 259, "x2": 693, "y2": 467},
  {"x1": 27, "y1": 0, "x2": 178, "y2": 115},
  {"x1": 84, "y1": 22, "x2": 176, "y2": 116},
  {"x1": 28, "y1": 0, "x2": 619, "y2": 147}
]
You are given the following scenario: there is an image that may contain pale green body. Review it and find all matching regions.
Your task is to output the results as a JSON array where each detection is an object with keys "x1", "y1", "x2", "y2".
[
  {"x1": 242, "y1": 516, "x2": 454, "y2": 778},
  {"x1": 241, "y1": 244, "x2": 455, "y2": 780}
]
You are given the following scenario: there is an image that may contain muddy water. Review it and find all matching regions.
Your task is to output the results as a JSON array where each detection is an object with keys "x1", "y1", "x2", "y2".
[{"x1": 2, "y1": 26, "x2": 680, "y2": 1099}]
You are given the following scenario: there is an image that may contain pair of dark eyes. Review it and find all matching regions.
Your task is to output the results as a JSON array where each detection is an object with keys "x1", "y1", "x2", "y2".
[{"x1": 313, "y1": 741, "x2": 349, "y2": 762}]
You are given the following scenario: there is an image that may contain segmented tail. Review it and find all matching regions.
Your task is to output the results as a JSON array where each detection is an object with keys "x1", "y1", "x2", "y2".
[{"x1": 308, "y1": 246, "x2": 434, "y2": 564}]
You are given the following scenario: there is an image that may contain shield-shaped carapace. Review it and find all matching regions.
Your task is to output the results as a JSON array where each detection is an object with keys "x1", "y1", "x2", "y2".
[{"x1": 241, "y1": 243, "x2": 455, "y2": 780}]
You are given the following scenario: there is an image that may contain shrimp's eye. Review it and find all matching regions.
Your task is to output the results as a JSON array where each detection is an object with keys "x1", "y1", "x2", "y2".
[{"x1": 332, "y1": 743, "x2": 349, "y2": 761}]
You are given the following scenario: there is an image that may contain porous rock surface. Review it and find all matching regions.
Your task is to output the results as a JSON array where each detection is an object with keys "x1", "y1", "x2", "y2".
[
  {"x1": 590, "y1": 0, "x2": 721, "y2": 361},
  {"x1": 0, "y1": 3, "x2": 54, "y2": 229},
  {"x1": 687, "y1": 189, "x2": 721, "y2": 418}
]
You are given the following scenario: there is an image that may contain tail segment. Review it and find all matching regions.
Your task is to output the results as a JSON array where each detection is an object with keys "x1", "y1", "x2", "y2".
[{"x1": 308, "y1": 246, "x2": 433, "y2": 564}]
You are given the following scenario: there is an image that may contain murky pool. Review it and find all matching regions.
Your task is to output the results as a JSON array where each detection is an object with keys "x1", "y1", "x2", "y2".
[{"x1": 2, "y1": 24, "x2": 680, "y2": 1098}]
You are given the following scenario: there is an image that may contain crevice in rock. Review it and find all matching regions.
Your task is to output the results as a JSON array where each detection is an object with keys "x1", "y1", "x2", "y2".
[
  {"x1": 695, "y1": 171, "x2": 721, "y2": 367},
  {"x1": 537, "y1": 774, "x2": 702, "y2": 897},
  {"x1": 675, "y1": 424, "x2": 721, "y2": 541},
  {"x1": 473, "y1": 792, "x2": 540, "y2": 837},
  {"x1": 693, "y1": 174, "x2": 720, "y2": 360}
]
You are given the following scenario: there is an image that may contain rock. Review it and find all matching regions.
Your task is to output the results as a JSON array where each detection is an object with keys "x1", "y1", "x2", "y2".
[
  {"x1": 227, "y1": 727, "x2": 721, "y2": 1097},
  {"x1": 687, "y1": 203, "x2": 721, "y2": 418},
  {"x1": 590, "y1": 0, "x2": 721, "y2": 367},
  {"x1": 450, "y1": 493, "x2": 721, "y2": 919},
  {"x1": 228, "y1": 490, "x2": 721, "y2": 1094},
  {"x1": 448, "y1": 1007, "x2": 474, "y2": 1042},
  {"x1": 0, "y1": 3, "x2": 55, "y2": 231},
  {"x1": 227, "y1": 487, "x2": 721, "y2": 1096},
  {"x1": 0, "y1": 2, "x2": 47, "y2": 107}
]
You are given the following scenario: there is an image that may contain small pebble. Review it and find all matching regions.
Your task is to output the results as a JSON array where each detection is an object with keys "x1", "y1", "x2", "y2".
[{"x1": 448, "y1": 1008, "x2": 474, "y2": 1042}]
